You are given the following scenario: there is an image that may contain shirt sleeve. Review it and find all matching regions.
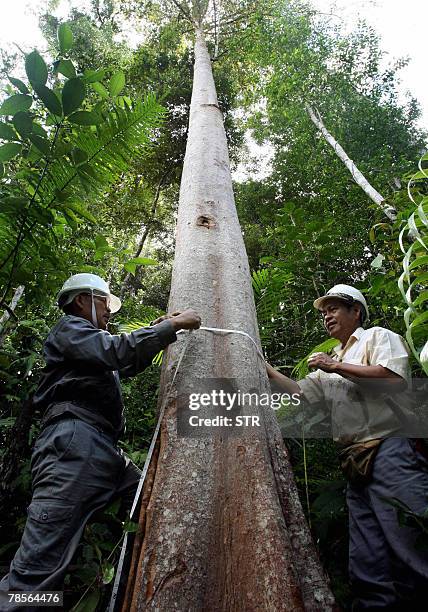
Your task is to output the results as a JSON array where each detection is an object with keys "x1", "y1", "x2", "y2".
[
  {"x1": 52, "y1": 316, "x2": 176, "y2": 374},
  {"x1": 297, "y1": 369, "x2": 326, "y2": 404},
  {"x1": 368, "y1": 328, "x2": 411, "y2": 381}
]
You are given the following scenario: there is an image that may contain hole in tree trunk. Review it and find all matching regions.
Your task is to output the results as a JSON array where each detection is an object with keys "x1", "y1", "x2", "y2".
[{"x1": 196, "y1": 215, "x2": 216, "y2": 229}]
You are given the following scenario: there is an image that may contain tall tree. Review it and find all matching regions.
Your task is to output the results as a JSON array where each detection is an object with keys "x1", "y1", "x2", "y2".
[{"x1": 123, "y1": 1, "x2": 335, "y2": 610}]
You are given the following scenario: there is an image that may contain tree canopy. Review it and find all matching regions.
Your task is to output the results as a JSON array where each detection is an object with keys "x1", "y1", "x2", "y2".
[{"x1": 0, "y1": 1, "x2": 427, "y2": 608}]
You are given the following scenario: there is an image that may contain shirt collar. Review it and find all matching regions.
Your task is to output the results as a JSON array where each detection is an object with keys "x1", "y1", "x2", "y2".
[{"x1": 333, "y1": 326, "x2": 364, "y2": 354}]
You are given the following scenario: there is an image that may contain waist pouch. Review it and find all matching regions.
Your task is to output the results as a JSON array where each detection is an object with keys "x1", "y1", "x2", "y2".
[{"x1": 338, "y1": 439, "x2": 383, "y2": 487}]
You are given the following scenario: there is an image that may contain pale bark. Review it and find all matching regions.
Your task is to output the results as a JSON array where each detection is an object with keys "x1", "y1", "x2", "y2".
[
  {"x1": 0, "y1": 284, "x2": 24, "y2": 347},
  {"x1": 305, "y1": 102, "x2": 397, "y2": 221},
  {"x1": 126, "y1": 30, "x2": 336, "y2": 612}
]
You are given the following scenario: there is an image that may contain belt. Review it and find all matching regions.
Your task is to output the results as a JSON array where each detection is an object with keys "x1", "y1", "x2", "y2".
[{"x1": 42, "y1": 412, "x2": 119, "y2": 444}]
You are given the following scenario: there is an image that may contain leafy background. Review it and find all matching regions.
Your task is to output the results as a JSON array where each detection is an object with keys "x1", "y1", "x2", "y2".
[{"x1": 0, "y1": 0, "x2": 427, "y2": 609}]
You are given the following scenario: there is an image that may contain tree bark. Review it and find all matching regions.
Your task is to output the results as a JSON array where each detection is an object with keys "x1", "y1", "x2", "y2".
[
  {"x1": 305, "y1": 102, "x2": 396, "y2": 221},
  {"x1": 0, "y1": 284, "x2": 24, "y2": 348},
  {"x1": 126, "y1": 30, "x2": 336, "y2": 611}
]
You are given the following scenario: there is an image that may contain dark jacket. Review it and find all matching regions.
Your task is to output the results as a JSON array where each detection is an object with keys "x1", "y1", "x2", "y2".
[{"x1": 33, "y1": 315, "x2": 176, "y2": 436}]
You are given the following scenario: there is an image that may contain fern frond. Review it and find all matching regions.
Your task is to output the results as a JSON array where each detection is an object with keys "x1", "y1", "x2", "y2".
[
  {"x1": 40, "y1": 95, "x2": 165, "y2": 210},
  {"x1": 291, "y1": 338, "x2": 340, "y2": 380}
]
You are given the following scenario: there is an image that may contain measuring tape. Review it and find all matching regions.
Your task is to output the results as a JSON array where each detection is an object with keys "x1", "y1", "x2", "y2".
[{"x1": 108, "y1": 325, "x2": 265, "y2": 610}]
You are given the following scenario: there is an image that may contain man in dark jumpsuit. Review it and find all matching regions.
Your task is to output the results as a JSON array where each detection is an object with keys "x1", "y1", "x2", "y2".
[{"x1": 0, "y1": 273, "x2": 201, "y2": 605}]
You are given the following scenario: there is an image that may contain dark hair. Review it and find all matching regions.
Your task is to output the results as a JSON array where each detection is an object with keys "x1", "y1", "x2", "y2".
[
  {"x1": 343, "y1": 300, "x2": 365, "y2": 326},
  {"x1": 61, "y1": 293, "x2": 88, "y2": 315},
  {"x1": 63, "y1": 302, "x2": 75, "y2": 315}
]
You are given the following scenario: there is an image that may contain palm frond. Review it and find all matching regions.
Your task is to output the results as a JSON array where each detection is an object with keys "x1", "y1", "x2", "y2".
[{"x1": 119, "y1": 313, "x2": 165, "y2": 366}]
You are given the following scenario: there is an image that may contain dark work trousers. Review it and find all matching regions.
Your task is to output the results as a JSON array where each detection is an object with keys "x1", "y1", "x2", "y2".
[
  {"x1": 0, "y1": 419, "x2": 141, "y2": 610},
  {"x1": 347, "y1": 438, "x2": 428, "y2": 611}
]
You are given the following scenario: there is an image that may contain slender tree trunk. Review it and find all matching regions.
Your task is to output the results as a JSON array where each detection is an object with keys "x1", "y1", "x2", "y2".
[
  {"x1": 305, "y1": 103, "x2": 397, "y2": 221},
  {"x1": 125, "y1": 29, "x2": 335, "y2": 612},
  {"x1": 0, "y1": 284, "x2": 24, "y2": 347},
  {"x1": 120, "y1": 169, "x2": 173, "y2": 299},
  {"x1": 120, "y1": 226, "x2": 152, "y2": 299}
]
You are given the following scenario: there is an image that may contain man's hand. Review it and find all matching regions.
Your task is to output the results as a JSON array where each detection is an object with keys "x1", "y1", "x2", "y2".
[
  {"x1": 307, "y1": 352, "x2": 337, "y2": 373},
  {"x1": 265, "y1": 361, "x2": 302, "y2": 395},
  {"x1": 150, "y1": 314, "x2": 170, "y2": 326},
  {"x1": 169, "y1": 309, "x2": 201, "y2": 331}
]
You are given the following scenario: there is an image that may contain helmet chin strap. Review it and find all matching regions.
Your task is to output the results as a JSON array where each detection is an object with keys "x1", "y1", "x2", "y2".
[{"x1": 90, "y1": 290, "x2": 98, "y2": 327}]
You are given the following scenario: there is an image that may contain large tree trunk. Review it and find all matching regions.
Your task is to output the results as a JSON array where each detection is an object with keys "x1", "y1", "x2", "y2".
[
  {"x1": 305, "y1": 103, "x2": 396, "y2": 221},
  {"x1": 125, "y1": 30, "x2": 336, "y2": 611}
]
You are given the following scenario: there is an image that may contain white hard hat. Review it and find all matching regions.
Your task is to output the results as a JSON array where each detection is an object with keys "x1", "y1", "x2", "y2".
[
  {"x1": 313, "y1": 284, "x2": 369, "y2": 322},
  {"x1": 57, "y1": 273, "x2": 121, "y2": 313}
]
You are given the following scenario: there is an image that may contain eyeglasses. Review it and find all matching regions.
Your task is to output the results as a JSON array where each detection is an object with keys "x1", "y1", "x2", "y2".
[{"x1": 82, "y1": 293, "x2": 111, "y2": 309}]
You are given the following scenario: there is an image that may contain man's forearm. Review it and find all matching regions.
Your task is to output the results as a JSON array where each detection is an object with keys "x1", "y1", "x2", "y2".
[
  {"x1": 267, "y1": 367, "x2": 302, "y2": 396},
  {"x1": 333, "y1": 362, "x2": 406, "y2": 390}
]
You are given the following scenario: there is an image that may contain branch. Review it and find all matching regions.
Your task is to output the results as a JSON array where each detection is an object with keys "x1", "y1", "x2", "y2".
[
  {"x1": 94, "y1": 1, "x2": 105, "y2": 25},
  {"x1": 213, "y1": 0, "x2": 219, "y2": 59},
  {"x1": 119, "y1": 166, "x2": 176, "y2": 299},
  {"x1": 305, "y1": 102, "x2": 396, "y2": 221},
  {"x1": 169, "y1": 0, "x2": 194, "y2": 24},
  {"x1": 0, "y1": 285, "x2": 25, "y2": 347}
]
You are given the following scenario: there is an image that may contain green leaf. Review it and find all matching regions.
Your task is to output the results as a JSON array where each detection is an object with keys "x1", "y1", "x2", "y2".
[
  {"x1": 102, "y1": 562, "x2": 115, "y2": 585},
  {"x1": 409, "y1": 255, "x2": 428, "y2": 271},
  {"x1": 8, "y1": 77, "x2": 29, "y2": 94},
  {"x1": 56, "y1": 59, "x2": 76, "y2": 79},
  {"x1": 0, "y1": 143, "x2": 22, "y2": 162},
  {"x1": 91, "y1": 81, "x2": 109, "y2": 99},
  {"x1": 103, "y1": 498, "x2": 121, "y2": 517},
  {"x1": 371, "y1": 253, "x2": 385, "y2": 269},
  {"x1": 72, "y1": 147, "x2": 88, "y2": 166},
  {"x1": 58, "y1": 23, "x2": 73, "y2": 54},
  {"x1": 0, "y1": 94, "x2": 32, "y2": 116},
  {"x1": 33, "y1": 84, "x2": 62, "y2": 116},
  {"x1": 127, "y1": 257, "x2": 158, "y2": 266},
  {"x1": 123, "y1": 257, "x2": 158, "y2": 276},
  {"x1": 124, "y1": 263, "x2": 136, "y2": 275},
  {"x1": 64, "y1": 202, "x2": 97, "y2": 223},
  {"x1": 83, "y1": 69, "x2": 105, "y2": 83},
  {"x1": 28, "y1": 134, "x2": 50, "y2": 155},
  {"x1": 410, "y1": 310, "x2": 428, "y2": 329},
  {"x1": 25, "y1": 50, "x2": 48, "y2": 86},
  {"x1": 68, "y1": 110, "x2": 102, "y2": 126},
  {"x1": 0, "y1": 162, "x2": 4, "y2": 178},
  {"x1": 12, "y1": 112, "x2": 33, "y2": 137},
  {"x1": 71, "y1": 590, "x2": 100, "y2": 612},
  {"x1": 95, "y1": 235, "x2": 109, "y2": 249},
  {"x1": 53, "y1": 140, "x2": 72, "y2": 157},
  {"x1": 78, "y1": 163, "x2": 98, "y2": 180},
  {"x1": 413, "y1": 291, "x2": 428, "y2": 308},
  {"x1": 292, "y1": 338, "x2": 340, "y2": 379},
  {"x1": 123, "y1": 519, "x2": 139, "y2": 533},
  {"x1": 109, "y1": 71, "x2": 125, "y2": 96},
  {"x1": 0, "y1": 122, "x2": 18, "y2": 141},
  {"x1": 62, "y1": 78, "x2": 86, "y2": 116},
  {"x1": 32, "y1": 123, "x2": 48, "y2": 138},
  {"x1": 2, "y1": 197, "x2": 28, "y2": 211}
]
